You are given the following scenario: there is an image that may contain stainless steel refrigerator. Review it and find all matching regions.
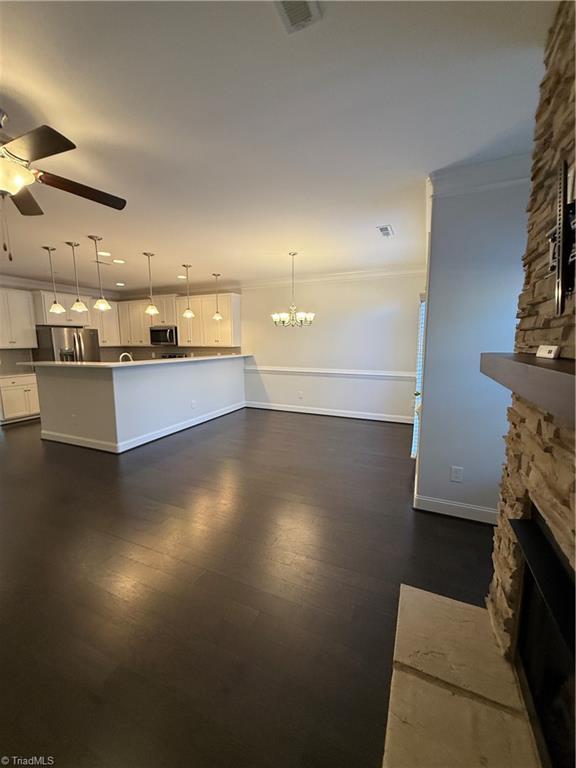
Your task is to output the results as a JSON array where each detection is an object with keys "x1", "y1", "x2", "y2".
[{"x1": 34, "y1": 325, "x2": 101, "y2": 362}]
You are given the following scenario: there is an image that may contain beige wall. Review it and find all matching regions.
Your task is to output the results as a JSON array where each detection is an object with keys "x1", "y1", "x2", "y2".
[{"x1": 242, "y1": 271, "x2": 425, "y2": 422}]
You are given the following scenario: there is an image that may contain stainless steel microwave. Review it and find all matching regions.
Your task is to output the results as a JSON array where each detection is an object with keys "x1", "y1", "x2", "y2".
[{"x1": 150, "y1": 325, "x2": 178, "y2": 346}]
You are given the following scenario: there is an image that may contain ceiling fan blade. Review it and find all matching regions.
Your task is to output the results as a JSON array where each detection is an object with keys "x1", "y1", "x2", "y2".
[
  {"x1": 35, "y1": 170, "x2": 126, "y2": 210},
  {"x1": 10, "y1": 188, "x2": 43, "y2": 216},
  {"x1": 1, "y1": 125, "x2": 76, "y2": 162}
]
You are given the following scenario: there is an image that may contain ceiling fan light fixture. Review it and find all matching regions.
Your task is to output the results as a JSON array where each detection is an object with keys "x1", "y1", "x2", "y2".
[{"x1": 0, "y1": 156, "x2": 35, "y2": 196}]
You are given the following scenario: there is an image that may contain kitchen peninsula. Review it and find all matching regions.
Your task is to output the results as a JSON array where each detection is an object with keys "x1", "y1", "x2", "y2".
[{"x1": 26, "y1": 354, "x2": 249, "y2": 452}]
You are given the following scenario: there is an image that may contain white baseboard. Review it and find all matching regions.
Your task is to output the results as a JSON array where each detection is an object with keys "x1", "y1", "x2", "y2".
[
  {"x1": 413, "y1": 493, "x2": 497, "y2": 524},
  {"x1": 41, "y1": 402, "x2": 246, "y2": 454},
  {"x1": 245, "y1": 401, "x2": 413, "y2": 424},
  {"x1": 41, "y1": 430, "x2": 119, "y2": 452}
]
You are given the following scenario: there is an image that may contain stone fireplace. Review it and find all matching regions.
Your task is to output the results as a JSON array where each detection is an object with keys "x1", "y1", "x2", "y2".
[{"x1": 483, "y1": 1, "x2": 575, "y2": 765}]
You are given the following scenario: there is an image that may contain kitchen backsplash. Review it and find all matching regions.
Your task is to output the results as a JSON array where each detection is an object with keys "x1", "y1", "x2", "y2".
[{"x1": 0, "y1": 349, "x2": 33, "y2": 375}]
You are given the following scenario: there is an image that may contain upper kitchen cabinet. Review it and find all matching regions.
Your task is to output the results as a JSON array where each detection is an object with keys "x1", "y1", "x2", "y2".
[
  {"x1": 175, "y1": 296, "x2": 203, "y2": 346},
  {"x1": 201, "y1": 293, "x2": 241, "y2": 347},
  {"x1": 92, "y1": 301, "x2": 121, "y2": 346},
  {"x1": 118, "y1": 300, "x2": 152, "y2": 346},
  {"x1": 0, "y1": 289, "x2": 38, "y2": 348},
  {"x1": 33, "y1": 291, "x2": 96, "y2": 327},
  {"x1": 152, "y1": 296, "x2": 177, "y2": 326}
]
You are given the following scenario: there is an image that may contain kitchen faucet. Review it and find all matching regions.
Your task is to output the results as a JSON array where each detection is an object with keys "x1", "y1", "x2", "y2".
[{"x1": 119, "y1": 352, "x2": 134, "y2": 362}]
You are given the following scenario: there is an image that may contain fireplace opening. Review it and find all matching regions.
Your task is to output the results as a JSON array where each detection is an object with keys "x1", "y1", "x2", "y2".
[{"x1": 511, "y1": 507, "x2": 575, "y2": 768}]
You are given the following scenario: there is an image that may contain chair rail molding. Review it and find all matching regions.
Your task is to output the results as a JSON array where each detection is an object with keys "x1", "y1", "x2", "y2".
[{"x1": 244, "y1": 365, "x2": 417, "y2": 381}]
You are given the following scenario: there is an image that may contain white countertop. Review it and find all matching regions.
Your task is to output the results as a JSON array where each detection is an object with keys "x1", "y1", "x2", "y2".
[{"x1": 19, "y1": 354, "x2": 252, "y2": 370}]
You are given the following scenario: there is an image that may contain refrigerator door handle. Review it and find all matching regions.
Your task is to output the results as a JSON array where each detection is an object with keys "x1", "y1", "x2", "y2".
[
  {"x1": 72, "y1": 332, "x2": 79, "y2": 362},
  {"x1": 78, "y1": 332, "x2": 86, "y2": 362}
]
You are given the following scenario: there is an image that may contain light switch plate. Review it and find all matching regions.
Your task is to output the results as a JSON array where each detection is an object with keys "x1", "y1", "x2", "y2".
[{"x1": 536, "y1": 344, "x2": 560, "y2": 359}]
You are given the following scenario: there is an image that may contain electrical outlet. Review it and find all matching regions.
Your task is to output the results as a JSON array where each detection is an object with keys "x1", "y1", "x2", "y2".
[
  {"x1": 450, "y1": 465, "x2": 464, "y2": 483},
  {"x1": 297, "y1": 390, "x2": 304, "y2": 400},
  {"x1": 190, "y1": 400, "x2": 197, "y2": 410}
]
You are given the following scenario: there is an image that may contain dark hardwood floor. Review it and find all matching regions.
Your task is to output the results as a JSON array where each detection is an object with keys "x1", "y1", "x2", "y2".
[{"x1": 0, "y1": 410, "x2": 493, "y2": 768}]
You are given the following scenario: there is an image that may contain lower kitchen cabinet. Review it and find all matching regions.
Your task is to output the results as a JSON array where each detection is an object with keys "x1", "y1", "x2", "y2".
[{"x1": 0, "y1": 376, "x2": 40, "y2": 423}]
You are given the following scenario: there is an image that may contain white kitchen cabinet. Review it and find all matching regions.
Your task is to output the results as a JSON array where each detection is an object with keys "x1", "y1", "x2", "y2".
[
  {"x1": 0, "y1": 289, "x2": 37, "y2": 348},
  {"x1": 116, "y1": 293, "x2": 240, "y2": 347},
  {"x1": 118, "y1": 302, "x2": 131, "y2": 346},
  {"x1": 92, "y1": 301, "x2": 121, "y2": 346},
  {"x1": 152, "y1": 296, "x2": 177, "y2": 326},
  {"x1": 117, "y1": 300, "x2": 152, "y2": 346},
  {"x1": 129, "y1": 301, "x2": 152, "y2": 345},
  {"x1": 175, "y1": 296, "x2": 203, "y2": 346},
  {"x1": 33, "y1": 291, "x2": 96, "y2": 327},
  {"x1": 0, "y1": 375, "x2": 40, "y2": 423},
  {"x1": 200, "y1": 293, "x2": 241, "y2": 347}
]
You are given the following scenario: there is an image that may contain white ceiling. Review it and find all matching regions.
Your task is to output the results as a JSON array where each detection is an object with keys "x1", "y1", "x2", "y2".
[{"x1": 0, "y1": 1, "x2": 553, "y2": 293}]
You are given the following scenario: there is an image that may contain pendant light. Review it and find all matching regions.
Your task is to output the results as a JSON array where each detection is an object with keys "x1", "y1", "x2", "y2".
[
  {"x1": 143, "y1": 252, "x2": 159, "y2": 316},
  {"x1": 212, "y1": 273, "x2": 222, "y2": 321},
  {"x1": 66, "y1": 241, "x2": 88, "y2": 313},
  {"x1": 271, "y1": 252, "x2": 315, "y2": 327},
  {"x1": 88, "y1": 234, "x2": 111, "y2": 311},
  {"x1": 181, "y1": 264, "x2": 195, "y2": 319},
  {"x1": 43, "y1": 246, "x2": 66, "y2": 314}
]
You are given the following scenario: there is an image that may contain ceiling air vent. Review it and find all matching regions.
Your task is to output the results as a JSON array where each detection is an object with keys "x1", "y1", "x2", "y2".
[
  {"x1": 378, "y1": 225, "x2": 395, "y2": 238},
  {"x1": 276, "y1": 1, "x2": 322, "y2": 34}
]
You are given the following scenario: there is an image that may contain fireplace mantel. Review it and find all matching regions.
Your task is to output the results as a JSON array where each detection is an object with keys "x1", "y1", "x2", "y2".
[{"x1": 480, "y1": 353, "x2": 575, "y2": 428}]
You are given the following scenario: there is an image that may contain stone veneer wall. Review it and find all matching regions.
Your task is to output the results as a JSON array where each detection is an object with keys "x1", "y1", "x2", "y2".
[{"x1": 487, "y1": 0, "x2": 575, "y2": 656}]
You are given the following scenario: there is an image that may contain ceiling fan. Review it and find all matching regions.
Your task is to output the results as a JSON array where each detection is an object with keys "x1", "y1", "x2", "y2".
[{"x1": 0, "y1": 109, "x2": 126, "y2": 216}]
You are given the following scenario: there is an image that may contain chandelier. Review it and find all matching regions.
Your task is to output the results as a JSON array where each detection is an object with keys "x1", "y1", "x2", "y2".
[{"x1": 271, "y1": 252, "x2": 315, "y2": 327}]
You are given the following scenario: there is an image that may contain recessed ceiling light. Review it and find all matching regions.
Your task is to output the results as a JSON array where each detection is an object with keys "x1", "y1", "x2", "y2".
[
  {"x1": 116, "y1": 282, "x2": 125, "y2": 287},
  {"x1": 98, "y1": 251, "x2": 111, "y2": 257},
  {"x1": 112, "y1": 258, "x2": 126, "y2": 264},
  {"x1": 177, "y1": 275, "x2": 187, "y2": 279}
]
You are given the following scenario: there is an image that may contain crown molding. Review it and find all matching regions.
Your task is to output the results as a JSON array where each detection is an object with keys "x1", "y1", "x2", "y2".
[
  {"x1": 0, "y1": 273, "x2": 122, "y2": 299},
  {"x1": 429, "y1": 153, "x2": 531, "y2": 199},
  {"x1": 241, "y1": 266, "x2": 426, "y2": 290}
]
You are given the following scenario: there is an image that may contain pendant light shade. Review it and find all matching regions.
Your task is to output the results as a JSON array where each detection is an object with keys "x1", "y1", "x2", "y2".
[
  {"x1": 94, "y1": 297, "x2": 112, "y2": 311},
  {"x1": 88, "y1": 234, "x2": 112, "y2": 311},
  {"x1": 144, "y1": 252, "x2": 159, "y2": 316},
  {"x1": 66, "y1": 241, "x2": 88, "y2": 313},
  {"x1": 42, "y1": 246, "x2": 66, "y2": 314},
  {"x1": 70, "y1": 298, "x2": 88, "y2": 312},
  {"x1": 212, "y1": 273, "x2": 222, "y2": 321},
  {"x1": 181, "y1": 264, "x2": 195, "y2": 318},
  {"x1": 271, "y1": 252, "x2": 315, "y2": 327},
  {"x1": 50, "y1": 300, "x2": 66, "y2": 315}
]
